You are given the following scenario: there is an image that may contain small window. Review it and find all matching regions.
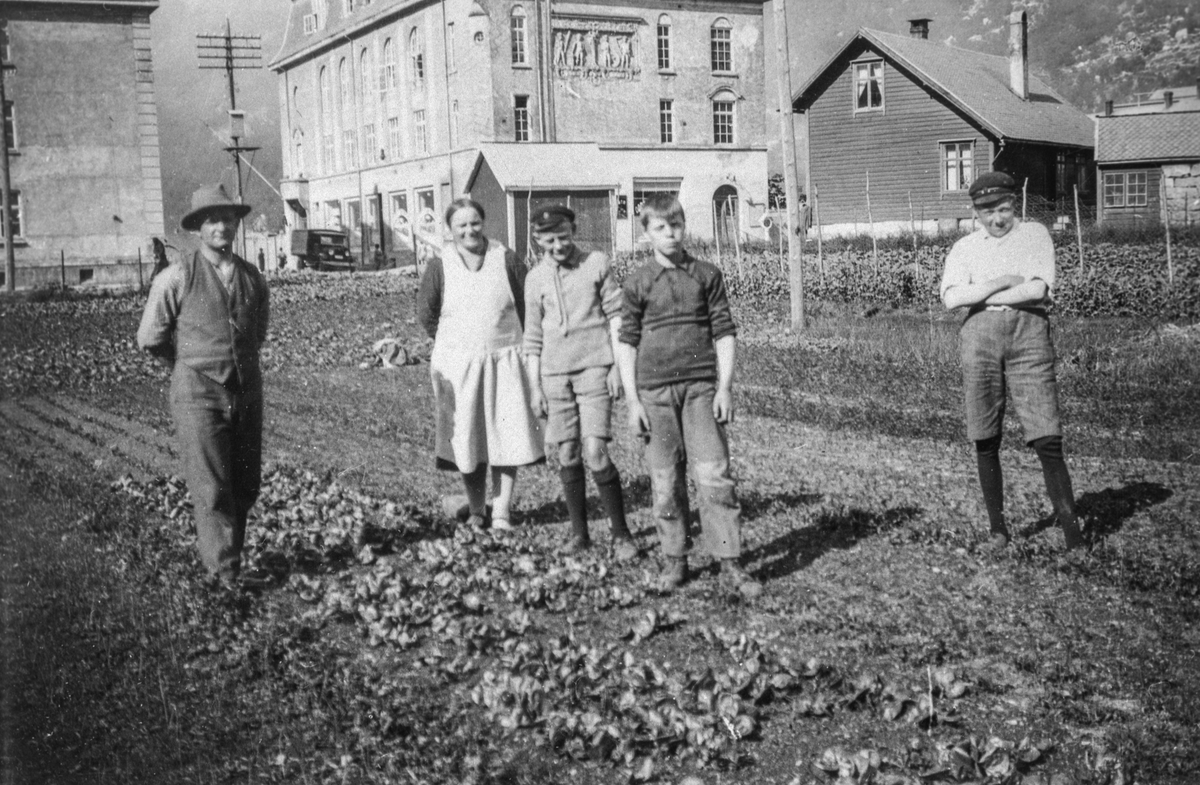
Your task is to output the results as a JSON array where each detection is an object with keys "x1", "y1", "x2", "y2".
[
  {"x1": 854, "y1": 60, "x2": 884, "y2": 111},
  {"x1": 659, "y1": 99, "x2": 674, "y2": 144},
  {"x1": 1103, "y1": 171, "x2": 1149, "y2": 208},
  {"x1": 414, "y1": 109, "x2": 427, "y2": 153},
  {"x1": 511, "y1": 6, "x2": 528, "y2": 66},
  {"x1": 710, "y1": 18, "x2": 732, "y2": 73},
  {"x1": 712, "y1": 97, "x2": 735, "y2": 144},
  {"x1": 941, "y1": 141, "x2": 974, "y2": 192},
  {"x1": 514, "y1": 95, "x2": 530, "y2": 142},
  {"x1": 303, "y1": 13, "x2": 317, "y2": 35},
  {"x1": 657, "y1": 15, "x2": 672, "y2": 71},
  {"x1": 0, "y1": 190, "x2": 22, "y2": 241},
  {"x1": 79, "y1": 268, "x2": 94, "y2": 284}
]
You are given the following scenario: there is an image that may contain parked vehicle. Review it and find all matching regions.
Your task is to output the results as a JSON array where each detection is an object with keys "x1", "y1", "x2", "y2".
[{"x1": 291, "y1": 229, "x2": 354, "y2": 272}]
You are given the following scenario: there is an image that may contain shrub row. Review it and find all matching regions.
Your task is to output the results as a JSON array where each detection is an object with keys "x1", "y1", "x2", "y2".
[{"x1": 612, "y1": 237, "x2": 1200, "y2": 320}]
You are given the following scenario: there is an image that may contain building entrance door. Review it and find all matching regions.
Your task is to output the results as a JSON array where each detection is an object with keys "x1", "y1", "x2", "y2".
[{"x1": 713, "y1": 185, "x2": 739, "y2": 251}]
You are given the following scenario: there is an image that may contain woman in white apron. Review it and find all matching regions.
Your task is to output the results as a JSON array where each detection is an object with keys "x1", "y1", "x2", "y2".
[{"x1": 417, "y1": 198, "x2": 544, "y2": 529}]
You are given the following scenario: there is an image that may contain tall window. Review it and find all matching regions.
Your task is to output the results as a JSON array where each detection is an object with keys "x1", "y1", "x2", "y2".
[
  {"x1": 338, "y1": 57, "x2": 352, "y2": 118},
  {"x1": 363, "y1": 123, "x2": 376, "y2": 163},
  {"x1": 293, "y1": 131, "x2": 305, "y2": 176},
  {"x1": 387, "y1": 116, "x2": 401, "y2": 160},
  {"x1": 710, "y1": 18, "x2": 732, "y2": 72},
  {"x1": 319, "y1": 65, "x2": 332, "y2": 128},
  {"x1": 343, "y1": 129, "x2": 358, "y2": 168},
  {"x1": 447, "y1": 22, "x2": 456, "y2": 72},
  {"x1": 712, "y1": 96, "x2": 735, "y2": 144},
  {"x1": 513, "y1": 95, "x2": 530, "y2": 142},
  {"x1": 313, "y1": 0, "x2": 328, "y2": 29},
  {"x1": 659, "y1": 99, "x2": 674, "y2": 143},
  {"x1": 854, "y1": 61, "x2": 884, "y2": 110},
  {"x1": 1103, "y1": 171, "x2": 1149, "y2": 207},
  {"x1": 657, "y1": 15, "x2": 672, "y2": 70},
  {"x1": 323, "y1": 133, "x2": 335, "y2": 174},
  {"x1": 410, "y1": 27, "x2": 425, "y2": 82},
  {"x1": 413, "y1": 109, "x2": 427, "y2": 153},
  {"x1": 3, "y1": 101, "x2": 15, "y2": 151},
  {"x1": 511, "y1": 6, "x2": 528, "y2": 65},
  {"x1": 0, "y1": 190, "x2": 22, "y2": 241},
  {"x1": 382, "y1": 38, "x2": 396, "y2": 91},
  {"x1": 941, "y1": 142, "x2": 973, "y2": 192},
  {"x1": 359, "y1": 48, "x2": 372, "y2": 109}
]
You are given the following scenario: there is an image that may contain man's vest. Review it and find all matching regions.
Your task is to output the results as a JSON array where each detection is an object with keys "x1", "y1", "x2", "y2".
[{"x1": 175, "y1": 251, "x2": 266, "y2": 389}]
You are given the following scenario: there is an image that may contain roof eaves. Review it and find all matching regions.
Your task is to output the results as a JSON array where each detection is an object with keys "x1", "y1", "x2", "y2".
[{"x1": 269, "y1": 1, "x2": 429, "y2": 71}]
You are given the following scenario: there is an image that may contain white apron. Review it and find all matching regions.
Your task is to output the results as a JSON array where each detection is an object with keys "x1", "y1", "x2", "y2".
[{"x1": 429, "y1": 242, "x2": 544, "y2": 472}]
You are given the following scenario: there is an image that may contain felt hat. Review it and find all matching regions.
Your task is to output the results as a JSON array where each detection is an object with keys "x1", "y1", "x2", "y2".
[
  {"x1": 181, "y1": 184, "x2": 252, "y2": 231},
  {"x1": 968, "y1": 172, "x2": 1016, "y2": 208},
  {"x1": 530, "y1": 204, "x2": 576, "y2": 232}
]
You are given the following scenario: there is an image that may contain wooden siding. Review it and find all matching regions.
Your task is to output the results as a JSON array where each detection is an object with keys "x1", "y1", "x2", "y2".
[
  {"x1": 1097, "y1": 164, "x2": 1162, "y2": 228},
  {"x1": 807, "y1": 54, "x2": 989, "y2": 226}
]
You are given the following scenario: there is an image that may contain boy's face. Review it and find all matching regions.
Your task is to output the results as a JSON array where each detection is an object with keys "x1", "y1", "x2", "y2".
[
  {"x1": 974, "y1": 198, "x2": 1016, "y2": 239},
  {"x1": 644, "y1": 215, "x2": 686, "y2": 258},
  {"x1": 534, "y1": 225, "x2": 576, "y2": 263}
]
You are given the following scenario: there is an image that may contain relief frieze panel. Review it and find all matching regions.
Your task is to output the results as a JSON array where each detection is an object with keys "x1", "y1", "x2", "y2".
[{"x1": 551, "y1": 15, "x2": 642, "y2": 81}]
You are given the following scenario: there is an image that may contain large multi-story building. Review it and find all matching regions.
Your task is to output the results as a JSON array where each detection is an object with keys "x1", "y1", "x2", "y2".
[
  {"x1": 270, "y1": 0, "x2": 769, "y2": 263},
  {"x1": 1, "y1": 0, "x2": 164, "y2": 289}
]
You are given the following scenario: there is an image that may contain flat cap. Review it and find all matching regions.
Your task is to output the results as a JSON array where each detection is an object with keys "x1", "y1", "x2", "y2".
[
  {"x1": 531, "y1": 204, "x2": 575, "y2": 232},
  {"x1": 968, "y1": 171, "x2": 1016, "y2": 207}
]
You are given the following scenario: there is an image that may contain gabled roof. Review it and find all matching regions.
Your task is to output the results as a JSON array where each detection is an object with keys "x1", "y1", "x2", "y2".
[
  {"x1": 793, "y1": 28, "x2": 1094, "y2": 149},
  {"x1": 466, "y1": 143, "x2": 619, "y2": 192},
  {"x1": 270, "y1": 0, "x2": 425, "y2": 71},
  {"x1": 1096, "y1": 112, "x2": 1200, "y2": 164}
]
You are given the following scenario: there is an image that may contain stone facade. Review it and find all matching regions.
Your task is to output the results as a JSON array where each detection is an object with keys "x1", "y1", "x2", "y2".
[
  {"x1": 2, "y1": 1, "x2": 164, "y2": 289},
  {"x1": 271, "y1": 0, "x2": 768, "y2": 263}
]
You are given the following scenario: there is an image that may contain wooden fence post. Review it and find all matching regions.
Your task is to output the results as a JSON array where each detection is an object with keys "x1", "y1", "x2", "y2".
[
  {"x1": 814, "y1": 185, "x2": 824, "y2": 285},
  {"x1": 1073, "y1": 185, "x2": 1084, "y2": 276},
  {"x1": 137, "y1": 246, "x2": 144, "y2": 291},
  {"x1": 60, "y1": 249, "x2": 66, "y2": 288},
  {"x1": 1162, "y1": 176, "x2": 1174, "y2": 285},
  {"x1": 865, "y1": 170, "x2": 878, "y2": 272},
  {"x1": 1022, "y1": 178, "x2": 1029, "y2": 221}
]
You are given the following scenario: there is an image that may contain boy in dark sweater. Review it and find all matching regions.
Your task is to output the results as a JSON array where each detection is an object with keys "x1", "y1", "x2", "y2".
[{"x1": 616, "y1": 194, "x2": 762, "y2": 599}]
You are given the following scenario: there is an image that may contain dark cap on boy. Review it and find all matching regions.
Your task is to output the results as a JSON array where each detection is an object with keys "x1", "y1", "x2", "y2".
[
  {"x1": 968, "y1": 172, "x2": 1017, "y2": 208},
  {"x1": 531, "y1": 205, "x2": 576, "y2": 232}
]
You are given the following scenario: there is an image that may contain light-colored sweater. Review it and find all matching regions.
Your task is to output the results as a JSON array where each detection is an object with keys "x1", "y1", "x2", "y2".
[{"x1": 523, "y1": 247, "x2": 622, "y2": 375}]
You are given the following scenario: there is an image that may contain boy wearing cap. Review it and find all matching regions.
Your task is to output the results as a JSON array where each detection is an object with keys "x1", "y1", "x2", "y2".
[
  {"x1": 617, "y1": 194, "x2": 762, "y2": 599},
  {"x1": 138, "y1": 184, "x2": 271, "y2": 588},
  {"x1": 941, "y1": 171, "x2": 1083, "y2": 551},
  {"x1": 523, "y1": 205, "x2": 638, "y2": 560}
]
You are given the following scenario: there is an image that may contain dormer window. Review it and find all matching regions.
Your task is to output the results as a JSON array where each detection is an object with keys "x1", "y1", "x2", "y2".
[{"x1": 854, "y1": 60, "x2": 884, "y2": 111}]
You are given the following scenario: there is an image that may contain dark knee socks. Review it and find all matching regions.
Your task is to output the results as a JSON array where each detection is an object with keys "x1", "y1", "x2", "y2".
[
  {"x1": 560, "y1": 463, "x2": 589, "y2": 541},
  {"x1": 975, "y1": 434, "x2": 1007, "y2": 537},
  {"x1": 591, "y1": 463, "x2": 631, "y2": 541},
  {"x1": 1031, "y1": 435, "x2": 1082, "y2": 548}
]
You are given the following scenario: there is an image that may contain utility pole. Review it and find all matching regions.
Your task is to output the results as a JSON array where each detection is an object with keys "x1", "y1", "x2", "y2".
[
  {"x1": 773, "y1": 0, "x2": 804, "y2": 330},
  {"x1": 1, "y1": 32, "x2": 16, "y2": 293},
  {"x1": 198, "y1": 19, "x2": 262, "y2": 262}
]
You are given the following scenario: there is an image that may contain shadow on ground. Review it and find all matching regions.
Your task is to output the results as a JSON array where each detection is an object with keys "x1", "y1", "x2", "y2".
[{"x1": 1026, "y1": 481, "x2": 1173, "y2": 540}]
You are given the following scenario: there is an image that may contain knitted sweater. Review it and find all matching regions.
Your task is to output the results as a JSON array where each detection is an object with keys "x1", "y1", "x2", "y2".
[{"x1": 523, "y1": 247, "x2": 622, "y2": 375}]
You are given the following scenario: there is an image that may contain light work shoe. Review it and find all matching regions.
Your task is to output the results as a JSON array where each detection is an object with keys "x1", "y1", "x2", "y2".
[
  {"x1": 719, "y1": 560, "x2": 763, "y2": 600},
  {"x1": 612, "y1": 537, "x2": 640, "y2": 563}
]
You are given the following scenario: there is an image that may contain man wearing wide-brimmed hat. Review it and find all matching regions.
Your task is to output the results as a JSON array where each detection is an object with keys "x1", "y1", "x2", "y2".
[
  {"x1": 137, "y1": 184, "x2": 270, "y2": 589},
  {"x1": 940, "y1": 171, "x2": 1083, "y2": 553}
]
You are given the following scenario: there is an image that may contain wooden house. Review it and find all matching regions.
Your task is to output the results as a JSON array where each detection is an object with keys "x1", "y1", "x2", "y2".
[
  {"x1": 791, "y1": 13, "x2": 1094, "y2": 236},
  {"x1": 1096, "y1": 84, "x2": 1200, "y2": 228}
]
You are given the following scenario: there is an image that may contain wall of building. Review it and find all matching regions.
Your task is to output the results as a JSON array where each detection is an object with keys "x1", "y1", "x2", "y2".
[
  {"x1": 3, "y1": 4, "x2": 163, "y2": 289},
  {"x1": 1096, "y1": 163, "x2": 1165, "y2": 228},
  {"x1": 806, "y1": 47, "x2": 989, "y2": 231}
]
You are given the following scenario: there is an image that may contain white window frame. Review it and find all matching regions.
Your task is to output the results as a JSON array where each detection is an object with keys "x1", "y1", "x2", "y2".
[
  {"x1": 657, "y1": 15, "x2": 672, "y2": 71},
  {"x1": 710, "y1": 18, "x2": 732, "y2": 73},
  {"x1": 363, "y1": 123, "x2": 376, "y2": 163},
  {"x1": 511, "y1": 6, "x2": 528, "y2": 66},
  {"x1": 712, "y1": 96, "x2": 735, "y2": 144},
  {"x1": 513, "y1": 95, "x2": 530, "y2": 142},
  {"x1": 940, "y1": 141, "x2": 974, "y2": 192},
  {"x1": 387, "y1": 116, "x2": 401, "y2": 160},
  {"x1": 414, "y1": 109, "x2": 427, "y2": 153},
  {"x1": 853, "y1": 60, "x2": 884, "y2": 112},
  {"x1": 410, "y1": 27, "x2": 425, "y2": 83},
  {"x1": 659, "y1": 99, "x2": 674, "y2": 144},
  {"x1": 303, "y1": 13, "x2": 317, "y2": 35},
  {"x1": 1103, "y1": 171, "x2": 1149, "y2": 208},
  {"x1": 342, "y1": 128, "x2": 358, "y2": 169}
]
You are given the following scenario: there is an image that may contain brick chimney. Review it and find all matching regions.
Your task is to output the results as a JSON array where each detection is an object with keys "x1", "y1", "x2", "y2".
[
  {"x1": 1008, "y1": 10, "x2": 1028, "y2": 100},
  {"x1": 908, "y1": 18, "x2": 932, "y2": 40},
  {"x1": 1163, "y1": 90, "x2": 1174, "y2": 109},
  {"x1": 1104, "y1": 99, "x2": 1113, "y2": 116}
]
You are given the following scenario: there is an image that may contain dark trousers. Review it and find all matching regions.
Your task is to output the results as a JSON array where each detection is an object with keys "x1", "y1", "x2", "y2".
[{"x1": 170, "y1": 364, "x2": 263, "y2": 579}]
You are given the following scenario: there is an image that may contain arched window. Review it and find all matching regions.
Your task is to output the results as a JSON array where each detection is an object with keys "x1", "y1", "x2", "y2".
[
  {"x1": 710, "y1": 18, "x2": 732, "y2": 72},
  {"x1": 510, "y1": 6, "x2": 527, "y2": 65},
  {"x1": 409, "y1": 27, "x2": 425, "y2": 82},
  {"x1": 338, "y1": 57, "x2": 352, "y2": 117},
  {"x1": 382, "y1": 38, "x2": 396, "y2": 90},
  {"x1": 657, "y1": 14, "x2": 672, "y2": 71},
  {"x1": 711, "y1": 89, "x2": 736, "y2": 144},
  {"x1": 359, "y1": 47, "x2": 372, "y2": 108},
  {"x1": 319, "y1": 65, "x2": 331, "y2": 126}
]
